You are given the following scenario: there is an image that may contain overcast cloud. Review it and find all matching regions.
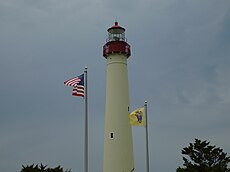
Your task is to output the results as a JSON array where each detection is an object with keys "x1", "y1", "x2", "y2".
[{"x1": 0, "y1": 0, "x2": 230, "y2": 172}]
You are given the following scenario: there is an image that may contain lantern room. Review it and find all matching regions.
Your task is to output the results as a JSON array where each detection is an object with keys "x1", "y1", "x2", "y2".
[
  {"x1": 107, "y1": 21, "x2": 126, "y2": 42},
  {"x1": 103, "y1": 22, "x2": 131, "y2": 58}
]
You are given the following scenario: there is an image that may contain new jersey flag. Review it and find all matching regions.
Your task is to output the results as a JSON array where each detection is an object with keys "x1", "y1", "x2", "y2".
[
  {"x1": 129, "y1": 107, "x2": 145, "y2": 126},
  {"x1": 64, "y1": 74, "x2": 84, "y2": 97}
]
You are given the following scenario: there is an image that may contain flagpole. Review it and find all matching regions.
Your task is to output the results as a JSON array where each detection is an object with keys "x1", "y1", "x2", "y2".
[
  {"x1": 145, "y1": 101, "x2": 150, "y2": 172},
  {"x1": 84, "y1": 66, "x2": 88, "y2": 172}
]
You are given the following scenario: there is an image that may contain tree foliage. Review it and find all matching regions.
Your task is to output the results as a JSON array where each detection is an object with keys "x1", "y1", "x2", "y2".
[
  {"x1": 176, "y1": 139, "x2": 230, "y2": 172},
  {"x1": 21, "y1": 164, "x2": 71, "y2": 172}
]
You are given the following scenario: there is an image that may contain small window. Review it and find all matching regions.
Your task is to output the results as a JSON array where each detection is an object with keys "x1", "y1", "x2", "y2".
[{"x1": 110, "y1": 132, "x2": 114, "y2": 139}]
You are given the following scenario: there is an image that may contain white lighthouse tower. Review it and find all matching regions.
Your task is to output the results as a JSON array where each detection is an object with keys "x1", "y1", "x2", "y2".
[{"x1": 103, "y1": 22, "x2": 135, "y2": 172}]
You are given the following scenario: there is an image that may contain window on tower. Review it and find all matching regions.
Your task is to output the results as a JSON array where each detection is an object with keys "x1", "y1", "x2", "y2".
[{"x1": 109, "y1": 132, "x2": 114, "y2": 139}]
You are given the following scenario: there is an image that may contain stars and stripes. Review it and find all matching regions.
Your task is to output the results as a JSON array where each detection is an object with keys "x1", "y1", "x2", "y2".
[{"x1": 64, "y1": 74, "x2": 84, "y2": 97}]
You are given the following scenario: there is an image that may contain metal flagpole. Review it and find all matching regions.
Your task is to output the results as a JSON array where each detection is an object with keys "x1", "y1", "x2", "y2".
[
  {"x1": 145, "y1": 101, "x2": 150, "y2": 172},
  {"x1": 84, "y1": 66, "x2": 88, "y2": 172}
]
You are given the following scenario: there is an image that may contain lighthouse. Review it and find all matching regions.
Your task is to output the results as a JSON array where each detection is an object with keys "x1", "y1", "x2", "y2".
[{"x1": 103, "y1": 22, "x2": 135, "y2": 172}]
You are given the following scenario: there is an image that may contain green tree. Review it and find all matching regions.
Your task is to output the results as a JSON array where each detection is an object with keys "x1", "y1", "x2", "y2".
[
  {"x1": 21, "y1": 164, "x2": 71, "y2": 172},
  {"x1": 176, "y1": 139, "x2": 230, "y2": 172}
]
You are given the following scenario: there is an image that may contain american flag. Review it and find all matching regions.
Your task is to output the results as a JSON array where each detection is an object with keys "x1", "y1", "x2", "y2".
[{"x1": 64, "y1": 74, "x2": 84, "y2": 97}]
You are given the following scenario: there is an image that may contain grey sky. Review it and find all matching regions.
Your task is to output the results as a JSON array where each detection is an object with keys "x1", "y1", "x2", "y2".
[{"x1": 0, "y1": 0, "x2": 230, "y2": 172}]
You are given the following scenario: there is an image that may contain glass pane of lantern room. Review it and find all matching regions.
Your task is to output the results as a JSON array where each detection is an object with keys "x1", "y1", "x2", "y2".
[
  {"x1": 108, "y1": 32, "x2": 112, "y2": 41},
  {"x1": 120, "y1": 33, "x2": 125, "y2": 41},
  {"x1": 113, "y1": 33, "x2": 119, "y2": 41},
  {"x1": 108, "y1": 32, "x2": 125, "y2": 41}
]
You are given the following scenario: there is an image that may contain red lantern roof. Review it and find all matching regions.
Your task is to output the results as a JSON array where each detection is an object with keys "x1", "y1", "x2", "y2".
[{"x1": 107, "y1": 21, "x2": 125, "y2": 32}]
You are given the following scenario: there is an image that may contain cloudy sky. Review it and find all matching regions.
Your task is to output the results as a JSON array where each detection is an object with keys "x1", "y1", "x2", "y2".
[{"x1": 1, "y1": 0, "x2": 230, "y2": 172}]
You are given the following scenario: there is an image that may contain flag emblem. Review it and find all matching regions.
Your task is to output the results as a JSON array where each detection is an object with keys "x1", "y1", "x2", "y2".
[
  {"x1": 129, "y1": 107, "x2": 145, "y2": 126},
  {"x1": 64, "y1": 74, "x2": 84, "y2": 97}
]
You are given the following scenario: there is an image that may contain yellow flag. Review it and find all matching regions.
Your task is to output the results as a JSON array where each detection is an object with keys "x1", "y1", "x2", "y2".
[{"x1": 129, "y1": 107, "x2": 145, "y2": 126}]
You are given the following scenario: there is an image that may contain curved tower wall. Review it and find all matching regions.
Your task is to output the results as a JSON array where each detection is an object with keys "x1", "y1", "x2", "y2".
[{"x1": 103, "y1": 54, "x2": 134, "y2": 172}]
